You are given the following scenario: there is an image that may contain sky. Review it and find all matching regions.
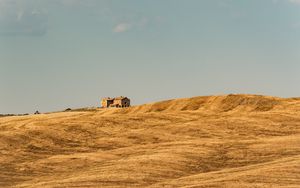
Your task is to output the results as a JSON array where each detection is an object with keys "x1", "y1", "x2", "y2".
[{"x1": 1, "y1": 0, "x2": 300, "y2": 114}]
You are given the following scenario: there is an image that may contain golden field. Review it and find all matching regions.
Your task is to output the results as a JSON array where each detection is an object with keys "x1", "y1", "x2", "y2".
[{"x1": 0, "y1": 94, "x2": 300, "y2": 187}]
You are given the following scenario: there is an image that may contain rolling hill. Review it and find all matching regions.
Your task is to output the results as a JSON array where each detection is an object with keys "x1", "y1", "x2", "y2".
[{"x1": 0, "y1": 94, "x2": 300, "y2": 187}]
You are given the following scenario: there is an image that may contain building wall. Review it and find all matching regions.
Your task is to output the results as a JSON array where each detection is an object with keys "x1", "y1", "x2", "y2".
[
  {"x1": 122, "y1": 98, "x2": 130, "y2": 107},
  {"x1": 101, "y1": 99, "x2": 114, "y2": 108},
  {"x1": 101, "y1": 97, "x2": 130, "y2": 108},
  {"x1": 113, "y1": 98, "x2": 130, "y2": 107}
]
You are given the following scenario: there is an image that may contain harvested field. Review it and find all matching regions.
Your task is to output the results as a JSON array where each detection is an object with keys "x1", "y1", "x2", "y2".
[{"x1": 0, "y1": 94, "x2": 299, "y2": 187}]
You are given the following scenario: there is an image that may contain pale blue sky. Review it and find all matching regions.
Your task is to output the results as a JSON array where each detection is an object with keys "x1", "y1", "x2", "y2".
[{"x1": 1, "y1": 0, "x2": 300, "y2": 114}]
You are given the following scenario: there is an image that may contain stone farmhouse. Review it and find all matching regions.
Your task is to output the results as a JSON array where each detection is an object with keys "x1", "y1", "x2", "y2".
[{"x1": 101, "y1": 96, "x2": 130, "y2": 108}]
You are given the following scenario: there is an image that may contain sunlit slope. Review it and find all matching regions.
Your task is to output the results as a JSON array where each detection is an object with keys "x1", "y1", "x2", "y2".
[
  {"x1": 100, "y1": 94, "x2": 299, "y2": 114},
  {"x1": 0, "y1": 94, "x2": 300, "y2": 187}
]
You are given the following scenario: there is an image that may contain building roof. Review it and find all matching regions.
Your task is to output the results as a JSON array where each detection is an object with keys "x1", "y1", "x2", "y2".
[
  {"x1": 102, "y1": 96, "x2": 130, "y2": 101},
  {"x1": 114, "y1": 96, "x2": 129, "y2": 100},
  {"x1": 102, "y1": 97, "x2": 114, "y2": 100}
]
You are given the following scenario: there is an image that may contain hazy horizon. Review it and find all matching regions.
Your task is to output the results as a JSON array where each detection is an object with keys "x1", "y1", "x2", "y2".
[{"x1": 1, "y1": 0, "x2": 300, "y2": 114}]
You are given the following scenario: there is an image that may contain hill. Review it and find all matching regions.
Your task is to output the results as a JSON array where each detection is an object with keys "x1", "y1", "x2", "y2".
[{"x1": 0, "y1": 94, "x2": 300, "y2": 187}]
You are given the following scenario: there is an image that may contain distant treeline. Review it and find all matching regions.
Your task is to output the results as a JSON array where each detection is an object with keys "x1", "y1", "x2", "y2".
[{"x1": 0, "y1": 114, "x2": 29, "y2": 118}]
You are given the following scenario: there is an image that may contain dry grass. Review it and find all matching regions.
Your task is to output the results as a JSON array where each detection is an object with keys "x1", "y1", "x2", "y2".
[{"x1": 0, "y1": 94, "x2": 299, "y2": 187}]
